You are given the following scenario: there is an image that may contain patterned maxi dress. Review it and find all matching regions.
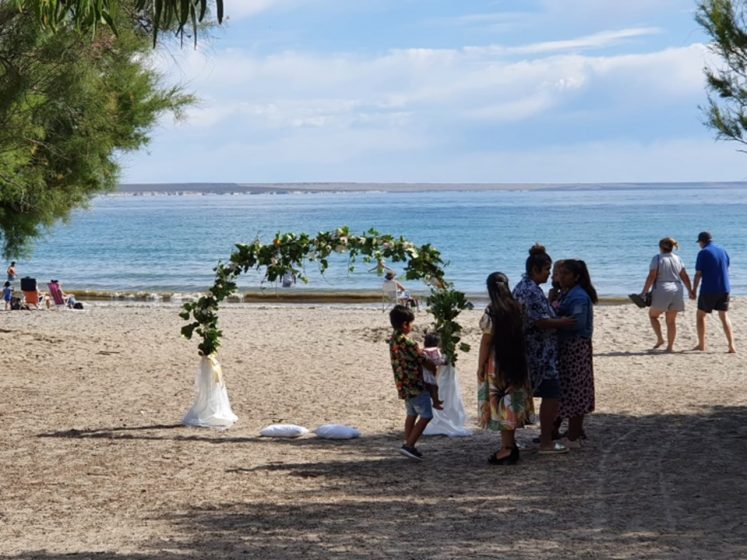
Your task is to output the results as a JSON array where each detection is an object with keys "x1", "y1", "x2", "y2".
[{"x1": 477, "y1": 311, "x2": 534, "y2": 431}]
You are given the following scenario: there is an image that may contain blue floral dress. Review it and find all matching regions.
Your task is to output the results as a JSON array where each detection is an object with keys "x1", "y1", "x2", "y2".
[{"x1": 512, "y1": 274, "x2": 559, "y2": 392}]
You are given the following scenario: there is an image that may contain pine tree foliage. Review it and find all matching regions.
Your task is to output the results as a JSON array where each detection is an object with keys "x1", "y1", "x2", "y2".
[
  {"x1": 697, "y1": 0, "x2": 747, "y2": 147},
  {"x1": 0, "y1": 5, "x2": 193, "y2": 257},
  {"x1": 8, "y1": 0, "x2": 222, "y2": 46}
]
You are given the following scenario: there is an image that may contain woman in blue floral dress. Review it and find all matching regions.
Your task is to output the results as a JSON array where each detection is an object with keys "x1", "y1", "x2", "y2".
[
  {"x1": 512, "y1": 244, "x2": 575, "y2": 455},
  {"x1": 477, "y1": 272, "x2": 534, "y2": 465}
]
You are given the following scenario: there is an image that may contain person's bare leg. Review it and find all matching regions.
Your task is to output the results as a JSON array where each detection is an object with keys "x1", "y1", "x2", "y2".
[
  {"x1": 404, "y1": 415, "x2": 416, "y2": 443},
  {"x1": 649, "y1": 310, "x2": 665, "y2": 348},
  {"x1": 539, "y1": 398, "x2": 560, "y2": 449},
  {"x1": 567, "y1": 415, "x2": 584, "y2": 441},
  {"x1": 405, "y1": 417, "x2": 431, "y2": 448},
  {"x1": 494, "y1": 430, "x2": 516, "y2": 460},
  {"x1": 694, "y1": 309, "x2": 707, "y2": 351},
  {"x1": 665, "y1": 310, "x2": 678, "y2": 352},
  {"x1": 718, "y1": 310, "x2": 736, "y2": 353}
]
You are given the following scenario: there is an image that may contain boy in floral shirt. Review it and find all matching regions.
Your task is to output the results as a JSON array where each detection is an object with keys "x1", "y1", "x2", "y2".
[{"x1": 388, "y1": 305, "x2": 437, "y2": 460}]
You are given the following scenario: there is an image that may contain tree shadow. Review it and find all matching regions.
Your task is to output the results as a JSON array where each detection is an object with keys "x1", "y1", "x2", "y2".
[{"x1": 12, "y1": 406, "x2": 746, "y2": 560}]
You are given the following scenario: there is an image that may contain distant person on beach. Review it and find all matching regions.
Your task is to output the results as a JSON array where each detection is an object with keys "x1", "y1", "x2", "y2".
[
  {"x1": 383, "y1": 271, "x2": 418, "y2": 309},
  {"x1": 639, "y1": 237, "x2": 694, "y2": 352},
  {"x1": 387, "y1": 304, "x2": 438, "y2": 460},
  {"x1": 422, "y1": 332, "x2": 446, "y2": 410},
  {"x1": 6, "y1": 261, "x2": 16, "y2": 283},
  {"x1": 281, "y1": 272, "x2": 296, "y2": 288},
  {"x1": 3, "y1": 281, "x2": 12, "y2": 310},
  {"x1": 556, "y1": 260, "x2": 597, "y2": 449},
  {"x1": 692, "y1": 232, "x2": 736, "y2": 353},
  {"x1": 477, "y1": 272, "x2": 534, "y2": 465},
  {"x1": 512, "y1": 243, "x2": 574, "y2": 455}
]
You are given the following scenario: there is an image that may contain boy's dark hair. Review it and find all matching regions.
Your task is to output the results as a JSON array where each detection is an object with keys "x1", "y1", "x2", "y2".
[
  {"x1": 423, "y1": 332, "x2": 440, "y2": 348},
  {"x1": 389, "y1": 304, "x2": 415, "y2": 330},
  {"x1": 3, "y1": 281, "x2": 9, "y2": 287}
]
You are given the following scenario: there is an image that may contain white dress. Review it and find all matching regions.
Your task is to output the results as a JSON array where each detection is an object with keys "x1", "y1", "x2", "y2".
[
  {"x1": 183, "y1": 356, "x2": 238, "y2": 428},
  {"x1": 423, "y1": 364, "x2": 471, "y2": 437}
]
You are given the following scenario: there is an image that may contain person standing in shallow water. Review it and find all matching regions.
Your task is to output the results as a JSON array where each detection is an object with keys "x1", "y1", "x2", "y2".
[
  {"x1": 512, "y1": 243, "x2": 575, "y2": 455},
  {"x1": 692, "y1": 231, "x2": 736, "y2": 353},
  {"x1": 6, "y1": 261, "x2": 16, "y2": 284}
]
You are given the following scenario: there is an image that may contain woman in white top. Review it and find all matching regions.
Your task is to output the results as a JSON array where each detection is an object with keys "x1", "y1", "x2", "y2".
[{"x1": 640, "y1": 237, "x2": 695, "y2": 352}]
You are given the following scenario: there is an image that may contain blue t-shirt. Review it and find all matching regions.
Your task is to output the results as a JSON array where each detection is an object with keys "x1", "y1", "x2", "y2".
[
  {"x1": 695, "y1": 243, "x2": 731, "y2": 294},
  {"x1": 558, "y1": 285, "x2": 594, "y2": 339},
  {"x1": 3, "y1": 286, "x2": 12, "y2": 301}
]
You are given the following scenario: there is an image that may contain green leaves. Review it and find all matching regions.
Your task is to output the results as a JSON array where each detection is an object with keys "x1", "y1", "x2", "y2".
[
  {"x1": 11, "y1": 1, "x2": 223, "y2": 46},
  {"x1": 697, "y1": 1, "x2": 747, "y2": 146},
  {"x1": 181, "y1": 227, "x2": 470, "y2": 365},
  {"x1": 0, "y1": 4, "x2": 193, "y2": 257}
]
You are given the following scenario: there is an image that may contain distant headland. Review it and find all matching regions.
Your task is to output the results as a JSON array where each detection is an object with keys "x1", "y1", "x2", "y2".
[{"x1": 115, "y1": 181, "x2": 747, "y2": 195}]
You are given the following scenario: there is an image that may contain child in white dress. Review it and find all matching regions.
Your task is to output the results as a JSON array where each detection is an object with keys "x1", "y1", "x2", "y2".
[{"x1": 422, "y1": 333, "x2": 446, "y2": 409}]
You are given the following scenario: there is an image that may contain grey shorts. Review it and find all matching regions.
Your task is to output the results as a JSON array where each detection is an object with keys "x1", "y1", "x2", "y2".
[{"x1": 650, "y1": 283, "x2": 685, "y2": 312}]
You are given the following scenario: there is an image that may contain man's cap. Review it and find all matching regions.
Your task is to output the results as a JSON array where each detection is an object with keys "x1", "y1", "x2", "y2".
[{"x1": 697, "y1": 231, "x2": 712, "y2": 243}]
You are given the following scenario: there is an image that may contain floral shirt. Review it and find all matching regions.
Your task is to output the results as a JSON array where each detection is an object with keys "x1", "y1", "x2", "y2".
[
  {"x1": 512, "y1": 274, "x2": 559, "y2": 388},
  {"x1": 388, "y1": 330, "x2": 425, "y2": 399}
]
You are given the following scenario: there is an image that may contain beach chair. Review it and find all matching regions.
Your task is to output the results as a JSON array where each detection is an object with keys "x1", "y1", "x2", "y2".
[
  {"x1": 48, "y1": 281, "x2": 69, "y2": 310},
  {"x1": 382, "y1": 279, "x2": 412, "y2": 310}
]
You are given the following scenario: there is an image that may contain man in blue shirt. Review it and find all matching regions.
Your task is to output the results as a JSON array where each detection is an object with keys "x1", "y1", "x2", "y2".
[{"x1": 691, "y1": 231, "x2": 736, "y2": 353}]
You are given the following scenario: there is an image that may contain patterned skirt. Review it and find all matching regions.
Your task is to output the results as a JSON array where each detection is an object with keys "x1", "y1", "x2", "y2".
[
  {"x1": 558, "y1": 336, "x2": 595, "y2": 418},
  {"x1": 477, "y1": 357, "x2": 534, "y2": 431}
]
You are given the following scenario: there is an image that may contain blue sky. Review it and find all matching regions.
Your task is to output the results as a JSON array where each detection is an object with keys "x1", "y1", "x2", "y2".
[{"x1": 120, "y1": 0, "x2": 747, "y2": 184}]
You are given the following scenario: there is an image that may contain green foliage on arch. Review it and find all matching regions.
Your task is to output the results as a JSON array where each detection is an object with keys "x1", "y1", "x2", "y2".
[{"x1": 179, "y1": 227, "x2": 473, "y2": 364}]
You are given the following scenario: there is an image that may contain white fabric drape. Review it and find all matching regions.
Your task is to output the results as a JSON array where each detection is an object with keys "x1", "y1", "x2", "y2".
[
  {"x1": 183, "y1": 356, "x2": 238, "y2": 428},
  {"x1": 423, "y1": 364, "x2": 471, "y2": 437}
]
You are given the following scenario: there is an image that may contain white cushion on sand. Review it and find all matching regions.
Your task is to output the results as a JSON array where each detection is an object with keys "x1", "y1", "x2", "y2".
[
  {"x1": 313, "y1": 424, "x2": 361, "y2": 439},
  {"x1": 259, "y1": 424, "x2": 309, "y2": 438}
]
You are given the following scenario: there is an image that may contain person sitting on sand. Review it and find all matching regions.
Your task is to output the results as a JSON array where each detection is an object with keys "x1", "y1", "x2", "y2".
[
  {"x1": 384, "y1": 271, "x2": 419, "y2": 309},
  {"x1": 422, "y1": 332, "x2": 446, "y2": 410},
  {"x1": 639, "y1": 237, "x2": 694, "y2": 352}
]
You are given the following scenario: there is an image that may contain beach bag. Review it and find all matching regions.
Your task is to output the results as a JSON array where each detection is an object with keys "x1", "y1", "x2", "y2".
[
  {"x1": 73, "y1": 302, "x2": 84, "y2": 309},
  {"x1": 10, "y1": 296, "x2": 21, "y2": 310}
]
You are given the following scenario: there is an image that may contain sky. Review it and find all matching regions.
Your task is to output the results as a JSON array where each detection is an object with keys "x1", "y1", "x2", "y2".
[{"x1": 119, "y1": 0, "x2": 747, "y2": 184}]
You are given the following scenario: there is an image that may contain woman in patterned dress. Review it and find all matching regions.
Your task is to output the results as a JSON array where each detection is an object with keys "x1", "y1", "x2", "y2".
[
  {"x1": 512, "y1": 244, "x2": 575, "y2": 454},
  {"x1": 477, "y1": 272, "x2": 534, "y2": 465},
  {"x1": 556, "y1": 259, "x2": 597, "y2": 449}
]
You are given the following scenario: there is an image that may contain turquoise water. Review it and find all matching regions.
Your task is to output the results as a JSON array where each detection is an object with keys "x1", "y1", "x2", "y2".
[{"x1": 16, "y1": 184, "x2": 747, "y2": 298}]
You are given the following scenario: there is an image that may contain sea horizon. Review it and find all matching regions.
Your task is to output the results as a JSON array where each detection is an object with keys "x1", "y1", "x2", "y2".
[{"x1": 13, "y1": 182, "x2": 747, "y2": 299}]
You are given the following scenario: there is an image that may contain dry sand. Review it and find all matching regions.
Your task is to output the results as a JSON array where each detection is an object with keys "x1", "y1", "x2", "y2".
[{"x1": 0, "y1": 301, "x2": 745, "y2": 559}]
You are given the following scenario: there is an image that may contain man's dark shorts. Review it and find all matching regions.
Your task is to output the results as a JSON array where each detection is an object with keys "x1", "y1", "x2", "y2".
[
  {"x1": 698, "y1": 292, "x2": 730, "y2": 313},
  {"x1": 533, "y1": 377, "x2": 561, "y2": 399}
]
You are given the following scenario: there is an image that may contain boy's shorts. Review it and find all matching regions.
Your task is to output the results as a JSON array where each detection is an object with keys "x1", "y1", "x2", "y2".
[{"x1": 405, "y1": 391, "x2": 433, "y2": 419}]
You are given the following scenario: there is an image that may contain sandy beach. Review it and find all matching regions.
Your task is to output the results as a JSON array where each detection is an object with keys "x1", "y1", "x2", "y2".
[{"x1": 0, "y1": 301, "x2": 745, "y2": 559}]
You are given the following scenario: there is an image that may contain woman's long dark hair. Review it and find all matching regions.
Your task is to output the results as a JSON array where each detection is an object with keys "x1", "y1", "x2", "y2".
[
  {"x1": 486, "y1": 272, "x2": 528, "y2": 387},
  {"x1": 563, "y1": 260, "x2": 598, "y2": 304}
]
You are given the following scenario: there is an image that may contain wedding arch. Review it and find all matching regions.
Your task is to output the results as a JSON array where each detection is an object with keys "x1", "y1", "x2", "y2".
[{"x1": 179, "y1": 226, "x2": 472, "y2": 364}]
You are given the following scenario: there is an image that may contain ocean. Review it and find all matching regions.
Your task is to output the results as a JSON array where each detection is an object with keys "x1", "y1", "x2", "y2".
[{"x1": 15, "y1": 183, "x2": 747, "y2": 300}]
